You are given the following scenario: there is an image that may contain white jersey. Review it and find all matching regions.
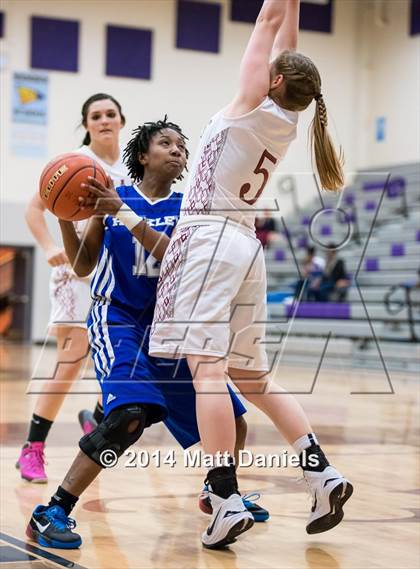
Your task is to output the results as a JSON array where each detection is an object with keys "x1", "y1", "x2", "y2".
[
  {"x1": 49, "y1": 146, "x2": 131, "y2": 328},
  {"x1": 181, "y1": 97, "x2": 298, "y2": 230},
  {"x1": 77, "y1": 145, "x2": 131, "y2": 188}
]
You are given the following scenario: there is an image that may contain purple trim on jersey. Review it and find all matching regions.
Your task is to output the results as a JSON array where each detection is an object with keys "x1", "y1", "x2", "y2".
[
  {"x1": 183, "y1": 128, "x2": 229, "y2": 216},
  {"x1": 51, "y1": 265, "x2": 76, "y2": 321},
  {"x1": 153, "y1": 226, "x2": 198, "y2": 329}
]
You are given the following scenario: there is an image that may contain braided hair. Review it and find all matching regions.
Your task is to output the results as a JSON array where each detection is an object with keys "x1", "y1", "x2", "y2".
[
  {"x1": 123, "y1": 117, "x2": 189, "y2": 183},
  {"x1": 270, "y1": 50, "x2": 344, "y2": 191}
]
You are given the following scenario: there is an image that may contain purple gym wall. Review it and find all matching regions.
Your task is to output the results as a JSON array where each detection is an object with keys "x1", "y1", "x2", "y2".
[
  {"x1": 230, "y1": 0, "x2": 263, "y2": 22},
  {"x1": 411, "y1": 0, "x2": 420, "y2": 35},
  {"x1": 31, "y1": 16, "x2": 79, "y2": 72},
  {"x1": 230, "y1": 0, "x2": 334, "y2": 34},
  {"x1": 300, "y1": 0, "x2": 333, "y2": 33},
  {"x1": 106, "y1": 25, "x2": 153, "y2": 80},
  {"x1": 176, "y1": 0, "x2": 221, "y2": 53},
  {"x1": 0, "y1": 12, "x2": 4, "y2": 38}
]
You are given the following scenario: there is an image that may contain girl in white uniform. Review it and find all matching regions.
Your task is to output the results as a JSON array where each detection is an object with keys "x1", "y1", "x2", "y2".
[
  {"x1": 17, "y1": 93, "x2": 131, "y2": 483},
  {"x1": 149, "y1": 0, "x2": 353, "y2": 548}
]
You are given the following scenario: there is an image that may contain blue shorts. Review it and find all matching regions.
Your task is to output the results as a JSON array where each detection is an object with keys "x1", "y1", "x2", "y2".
[{"x1": 88, "y1": 304, "x2": 246, "y2": 448}]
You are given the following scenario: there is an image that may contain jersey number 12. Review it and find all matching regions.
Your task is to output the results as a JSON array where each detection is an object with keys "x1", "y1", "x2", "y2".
[{"x1": 132, "y1": 238, "x2": 161, "y2": 277}]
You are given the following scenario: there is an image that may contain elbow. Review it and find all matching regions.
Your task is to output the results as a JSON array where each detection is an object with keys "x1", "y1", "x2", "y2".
[
  {"x1": 257, "y1": 4, "x2": 286, "y2": 29},
  {"x1": 24, "y1": 201, "x2": 34, "y2": 222},
  {"x1": 72, "y1": 263, "x2": 93, "y2": 278},
  {"x1": 257, "y1": 16, "x2": 284, "y2": 32}
]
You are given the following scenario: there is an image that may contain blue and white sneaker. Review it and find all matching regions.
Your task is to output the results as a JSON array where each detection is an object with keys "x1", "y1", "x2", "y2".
[
  {"x1": 199, "y1": 485, "x2": 269, "y2": 522},
  {"x1": 26, "y1": 505, "x2": 82, "y2": 549}
]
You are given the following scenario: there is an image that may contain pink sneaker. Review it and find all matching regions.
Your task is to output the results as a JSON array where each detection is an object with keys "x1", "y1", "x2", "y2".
[{"x1": 16, "y1": 442, "x2": 47, "y2": 483}]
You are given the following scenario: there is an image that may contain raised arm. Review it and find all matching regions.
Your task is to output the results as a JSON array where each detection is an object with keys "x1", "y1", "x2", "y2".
[
  {"x1": 58, "y1": 217, "x2": 104, "y2": 277},
  {"x1": 226, "y1": 0, "x2": 292, "y2": 117},
  {"x1": 25, "y1": 193, "x2": 69, "y2": 266},
  {"x1": 271, "y1": 0, "x2": 300, "y2": 58}
]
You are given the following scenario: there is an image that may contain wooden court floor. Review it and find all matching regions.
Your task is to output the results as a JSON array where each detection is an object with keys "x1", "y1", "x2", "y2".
[{"x1": 0, "y1": 342, "x2": 419, "y2": 569}]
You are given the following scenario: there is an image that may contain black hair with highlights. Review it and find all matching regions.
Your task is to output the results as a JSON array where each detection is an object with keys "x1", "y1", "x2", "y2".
[{"x1": 123, "y1": 116, "x2": 189, "y2": 183}]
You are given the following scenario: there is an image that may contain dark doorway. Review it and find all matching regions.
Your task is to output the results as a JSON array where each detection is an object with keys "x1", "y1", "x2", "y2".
[{"x1": 0, "y1": 245, "x2": 34, "y2": 342}]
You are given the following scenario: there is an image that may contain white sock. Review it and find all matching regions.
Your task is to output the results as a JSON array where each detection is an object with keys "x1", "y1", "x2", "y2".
[{"x1": 292, "y1": 433, "x2": 319, "y2": 455}]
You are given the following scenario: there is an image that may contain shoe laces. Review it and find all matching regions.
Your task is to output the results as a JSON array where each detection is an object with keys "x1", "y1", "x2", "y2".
[
  {"x1": 241, "y1": 492, "x2": 261, "y2": 505},
  {"x1": 45, "y1": 506, "x2": 77, "y2": 532},
  {"x1": 297, "y1": 476, "x2": 314, "y2": 495},
  {"x1": 297, "y1": 476, "x2": 316, "y2": 505},
  {"x1": 26, "y1": 445, "x2": 46, "y2": 469}
]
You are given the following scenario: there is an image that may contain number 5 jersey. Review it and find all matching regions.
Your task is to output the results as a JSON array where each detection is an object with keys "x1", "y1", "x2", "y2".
[{"x1": 181, "y1": 96, "x2": 298, "y2": 230}]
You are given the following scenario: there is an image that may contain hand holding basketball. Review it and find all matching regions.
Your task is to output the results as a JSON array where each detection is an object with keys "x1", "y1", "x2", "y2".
[
  {"x1": 79, "y1": 176, "x2": 124, "y2": 216},
  {"x1": 39, "y1": 152, "x2": 108, "y2": 221}
]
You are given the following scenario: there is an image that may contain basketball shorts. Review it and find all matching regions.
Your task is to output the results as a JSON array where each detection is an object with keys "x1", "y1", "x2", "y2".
[
  {"x1": 88, "y1": 303, "x2": 246, "y2": 448},
  {"x1": 49, "y1": 265, "x2": 92, "y2": 329},
  {"x1": 149, "y1": 216, "x2": 269, "y2": 371}
]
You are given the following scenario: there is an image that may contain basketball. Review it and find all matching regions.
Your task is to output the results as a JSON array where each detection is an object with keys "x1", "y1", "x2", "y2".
[{"x1": 39, "y1": 152, "x2": 108, "y2": 221}]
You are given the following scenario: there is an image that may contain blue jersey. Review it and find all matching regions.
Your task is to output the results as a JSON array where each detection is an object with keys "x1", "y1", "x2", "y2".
[
  {"x1": 87, "y1": 184, "x2": 247, "y2": 444},
  {"x1": 91, "y1": 186, "x2": 182, "y2": 318}
]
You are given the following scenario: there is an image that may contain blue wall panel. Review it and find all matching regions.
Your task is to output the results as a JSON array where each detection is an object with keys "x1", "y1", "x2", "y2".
[
  {"x1": 106, "y1": 25, "x2": 152, "y2": 79},
  {"x1": 176, "y1": 0, "x2": 221, "y2": 53},
  {"x1": 31, "y1": 16, "x2": 79, "y2": 72}
]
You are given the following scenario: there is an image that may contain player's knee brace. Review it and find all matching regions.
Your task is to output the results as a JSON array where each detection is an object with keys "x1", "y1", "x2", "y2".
[{"x1": 79, "y1": 404, "x2": 148, "y2": 467}]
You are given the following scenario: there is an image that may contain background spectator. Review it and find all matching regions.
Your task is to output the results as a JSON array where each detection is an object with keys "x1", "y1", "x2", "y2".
[
  {"x1": 294, "y1": 246, "x2": 326, "y2": 300},
  {"x1": 255, "y1": 210, "x2": 278, "y2": 249},
  {"x1": 308, "y1": 243, "x2": 350, "y2": 302}
]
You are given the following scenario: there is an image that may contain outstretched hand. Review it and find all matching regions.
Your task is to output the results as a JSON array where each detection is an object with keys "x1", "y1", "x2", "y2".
[{"x1": 80, "y1": 176, "x2": 123, "y2": 216}]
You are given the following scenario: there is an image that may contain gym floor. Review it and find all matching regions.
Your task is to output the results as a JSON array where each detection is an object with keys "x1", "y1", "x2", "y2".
[{"x1": 0, "y1": 342, "x2": 419, "y2": 569}]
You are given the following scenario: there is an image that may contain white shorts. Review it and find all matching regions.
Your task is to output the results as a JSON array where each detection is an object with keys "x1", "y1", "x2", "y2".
[
  {"x1": 48, "y1": 265, "x2": 92, "y2": 330},
  {"x1": 149, "y1": 216, "x2": 269, "y2": 371}
]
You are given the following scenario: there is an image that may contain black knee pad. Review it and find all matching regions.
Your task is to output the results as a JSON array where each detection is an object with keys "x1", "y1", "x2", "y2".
[{"x1": 79, "y1": 404, "x2": 148, "y2": 467}]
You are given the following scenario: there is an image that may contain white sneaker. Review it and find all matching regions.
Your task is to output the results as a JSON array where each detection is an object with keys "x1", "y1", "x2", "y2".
[
  {"x1": 201, "y1": 493, "x2": 254, "y2": 549},
  {"x1": 303, "y1": 466, "x2": 353, "y2": 534}
]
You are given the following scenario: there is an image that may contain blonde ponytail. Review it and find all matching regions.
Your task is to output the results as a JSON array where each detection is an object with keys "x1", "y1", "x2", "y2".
[
  {"x1": 309, "y1": 95, "x2": 344, "y2": 192},
  {"x1": 269, "y1": 51, "x2": 345, "y2": 191}
]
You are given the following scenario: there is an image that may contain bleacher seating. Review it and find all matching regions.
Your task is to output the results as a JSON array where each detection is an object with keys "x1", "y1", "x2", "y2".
[{"x1": 264, "y1": 162, "x2": 420, "y2": 371}]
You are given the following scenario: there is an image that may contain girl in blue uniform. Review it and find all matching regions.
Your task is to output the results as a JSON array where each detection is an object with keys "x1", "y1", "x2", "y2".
[{"x1": 26, "y1": 118, "x2": 265, "y2": 550}]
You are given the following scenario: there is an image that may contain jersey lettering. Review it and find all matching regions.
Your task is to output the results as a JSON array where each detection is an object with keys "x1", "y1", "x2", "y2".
[{"x1": 132, "y1": 238, "x2": 161, "y2": 278}]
